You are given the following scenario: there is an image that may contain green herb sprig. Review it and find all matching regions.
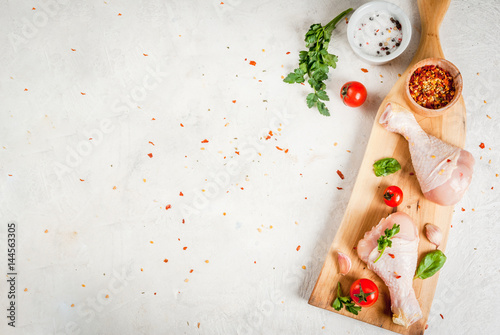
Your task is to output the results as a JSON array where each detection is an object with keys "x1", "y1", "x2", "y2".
[
  {"x1": 374, "y1": 224, "x2": 401, "y2": 263},
  {"x1": 283, "y1": 8, "x2": 353, "y2": 116},
  {"x1": 373, "y1": 158, "x2": 402, "y2": 177},
  {"x1": 414, "y1": 250, "x2": 447, "y2": 280},
  {"x1": 332, "y1": 282, "x2": 362, "y2": 315}
]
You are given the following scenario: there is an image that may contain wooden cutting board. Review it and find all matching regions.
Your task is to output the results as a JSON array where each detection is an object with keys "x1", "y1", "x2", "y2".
[{"x1": 308, "y1": 0, "x2": 465, "y2": 334}]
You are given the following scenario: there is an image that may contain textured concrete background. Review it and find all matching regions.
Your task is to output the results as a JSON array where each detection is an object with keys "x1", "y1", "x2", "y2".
[{"x1": 0, "y1": 0, "x2": 499, "y2": 334}]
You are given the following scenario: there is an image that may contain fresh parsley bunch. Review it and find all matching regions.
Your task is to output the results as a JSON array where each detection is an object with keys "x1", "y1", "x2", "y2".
[{"x1": 284, "y1": 8, "x2": 353, "y2": 116}]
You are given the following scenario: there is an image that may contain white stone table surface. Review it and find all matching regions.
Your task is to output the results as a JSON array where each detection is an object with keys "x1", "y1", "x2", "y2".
[{"x1": 1, "y1": 1, "x2": 499, "y2": 334}]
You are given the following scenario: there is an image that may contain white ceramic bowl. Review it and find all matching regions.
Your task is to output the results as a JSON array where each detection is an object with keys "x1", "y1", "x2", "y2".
[{"x1": 347, "y1": 1, "x2": 412, "y2": 65}]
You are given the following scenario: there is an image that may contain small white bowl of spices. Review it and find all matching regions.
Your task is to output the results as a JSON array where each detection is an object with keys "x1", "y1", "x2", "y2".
[{"x1": 347, "y1": 1, "x2": 412, "y2": 65}]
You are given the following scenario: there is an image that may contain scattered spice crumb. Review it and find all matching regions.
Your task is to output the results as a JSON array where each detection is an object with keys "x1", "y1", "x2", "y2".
[
  {"x1": 80, "y1": 92, "x2": 86, "y2": 95},
  {"x1": 184, "y1": 279, "x2": 189, "y2": 282},
  {"x1": 165, "y1": 204, "x2": 171, "y2": 210},
  {"x1": 179, "y1": 192, "x2": 184, "y2": 196},
  {"x1": 232, "y1": 100, "x2": 236, "y2": 103},
  {"x1": 79, "y1": 179, "x2": 84, "y2": 182},
  {"x1": 150, "y1": 241, "x2": 154, "y2": 244},
  {"x1": 337, "y1": 170, "x2": 345, "y2": 180},
  {"x1": 24, "y1": 88, "x2": 28, "y2": 91},
  {"x1": 71, "y1": 48, "x2": 76, "y2": 51},
  {"x1": 180, "y1": 123, "x2": 184, "y2": 127},
  {"x1": 296, "y1": 245, "x2": 301, "y2": 251},
  {"x1": 149, "y1": 141, "x2": 155, "y2": 146},
  {"x1": 143, "y1": 53, "x2": 148, "y2": 56},
  {"x1": 461, "y1": 208, "x2": 465, "y2": 211},
  {"x1": 198, "y1": 323, "x2": 200, "y2": 328},
  {"x1": 361, "y1": 68, "x2": 368, "y2": 73},
  {"x1": 183, "y1": 247, "x2": 187, "y2": 250},
  {"x1": 118, "y1": 13, "x2": 122, "y2": 16},
  {"x1": 425, "y1": 324, "x2": 429, "y2": 330},
  {"x1": 286, "y1": 51, "x2": 290, "y2": 55},
  {"x1": 113, "y1": 186, "x2": 117, "y2": 190},
  {"x1": 440, "y1": 314, "x2": 444, "y2": 319},
  {"x1": 205, "y1": 260, "x2": 209, "y2": 263},
  {"x1": 163, "y1": 259, "x2": 168, "y2": 263},
  {"x1": 201, "y1": 139, "x2": 209, "y2": 143},
  {"x1": 302, "y1": 265, "x2": 306, "y2": 269},
  {"x1": 396, "y1": 275, "x2": 401, "y2": 279},
  {"x1": 388, "y1": 253, "x2": 395, "y2": 258},
  {"x1": 105, "y1": 295, "x2": 109, "y2": 299},
  {"x1": 479, "y1": 143, "x2": 485, "y2": 149},
  {"x1": 337, "y1": 187, "x2": 343, "y2": 190},
  {"x1": 44, "y1": 229, "x2": 48, "y2": 233},
  {"x1": 148, "y1": 153, "x2": 153, "y2": 158},
  {"x1": 24, "y1": 288, "x2": 28, "y2": 292},
  {"x1": 71, "y1": 304, "x2": 75, "y2": 307},
  {"x1": 249, "y1": 60, "x2": 256, "y2": 66},
  {"x1": 81, "y1": 284, "x2": 86, "y2": 288}
]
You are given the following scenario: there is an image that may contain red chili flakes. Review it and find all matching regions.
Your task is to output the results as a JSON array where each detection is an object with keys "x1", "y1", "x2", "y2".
[
  {"x1": 152, "y1": 118, "x2": 156, "y2": 120},
  {"x1": 143, "y1": 53, "x2": 148, "y2": 56},
  {"x1": 179, "y1": 192, "x2": 184, "y2": 196},
  {"x1": 361, "y1": 68, "x2": 368, "y2": 73},
  {"x1": 235, "y1": 151, "x2": 240, "y2": 155},
  {"x1": 183, "y1": 246, "x2": 187, "y2": 250},
  {"x1": 24, "y1": 88, "x2": 28, "y2": 91},
  {"x1": 80, "y1": 92, "x2": 86, "y2": 95},
  {"x1": 336, "y1": 170, "x2": 344, "y2": 180},
  {"x1": 284, "y1": 149, "x2": 289, "y2": 153},
  {"x1": 479, "y1": 142, "x2": 485, "y2": 149},
  {"x1": 425, "y1": 324, "x2": 429, "y2": 330},
  {"x1": 276, "y1": 146, "x2": 283, "y2": 151},
  {"x1": 201, "y1": 139, "x2": 209, "y2": 143},
  {"x1": 388, "y1": 253, "x2": 395, "y2": 258},
  {"x1": 440, "y1": 314, "x2": 444, "y2": 319},
  {"x1": 118, "y1": 13, "x2": 122, "y2": 16},
  {"x1": 182, "y1": 219, "x2": 185, "y2": 224},
  {"x1": 149, "y1": 141, "x2": 155, "y2": 146},
  {"x1": 44, "y1": 229, "x2": 48, "y2": 233},
  {"x1": 353, "y1": 246, "x2": 357, "y2": 250},
  {"x1": 232, "y1": 100, "x2": 236, "y2": 103},
  {"x1": 197, "y1": 323, "x2": 200, "y2": 328},
  {"x1": 163, "y1": 259, "x2": 168, "y2": 263},
  {"x1": 447, "y1": 159, "x2": 451, "y2": 163},
  {"x1": 337, "y1": 187, "x2": 343, "y2": 190},
  {"x1": 409, "y1": 65, "x2": 455, "y2": 109},
  {"x1": 296, "y1": 245, "x2": 301, "y2": 251},
  {"x1": 71, "y1": 48, "x2": 76, "y2": 51},
  {"x1": 180, "y1": 123, "x2": 184, "y2": 127},
  {"x1": 147, "y1": 153, "x2": 153, "y2": 158},
  {"x1": 189, "y1": 269, "x2": 193, "y2": 273},
  {"x1": 396, "y1": 275, "x2": 401, "y2": 279},
  {"x1": 220, "y1": 2, "x2": 224, "y2": 4},
  {"x1": 240, "y1": 187, "x2": 244, "y2": 190},
  {"x1": 286, "y1": 52, "x2": 290, "y2": 55},
  {"x1": 409, "y1": 172, "x2": 415, "y2": 176},
  {"x1": 8, "y1": 174, "x2": 12, "y2": 176},
  {"x1": 79, "y1": 179, "x2": 84, "y2": 182},
  {"x1": 32, "y1": 7, "x2": 36, "y2": 10},
  {"x1": 165, "y1": 204, "x2": 171, "y2": 210},
  {"x1": 249, "y1": 60, "x2": 256, "y2": 66},
  {"x1": 461, "y1": 207, "x2": 465, "y2": 211}
]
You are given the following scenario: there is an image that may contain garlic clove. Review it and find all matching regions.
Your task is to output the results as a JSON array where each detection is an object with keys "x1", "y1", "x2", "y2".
[
  {"x1": 337, "y1": 251, "x2": 352, "y2": 275},
  {"x1": 425, "y1": 223, "x2": 443, "y2": 247}
]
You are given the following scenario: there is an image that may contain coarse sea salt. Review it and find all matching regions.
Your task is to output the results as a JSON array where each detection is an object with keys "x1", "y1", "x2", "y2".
[{"x1": 353, "y1": 10, "x2": 403, "y2": 57}]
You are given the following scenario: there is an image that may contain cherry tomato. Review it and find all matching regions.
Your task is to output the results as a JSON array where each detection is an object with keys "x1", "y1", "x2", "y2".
[
  {"x1": 350, "y1": 278, "x2": 379, "y2": 307},
  {"x1": 383, "y1": 186, "x2": 403, "y2": 207},
  {"x1": 340, "y1": 81, "x2": 367, "y2": 107}
]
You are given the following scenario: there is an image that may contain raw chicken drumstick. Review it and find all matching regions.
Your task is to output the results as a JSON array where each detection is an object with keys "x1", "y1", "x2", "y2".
[
  {"x1": 357, "y1": 212, "x2": 422, "y2": 328},
  {"x1": 379, "y1": 102, "x2": 474, "y2": 206}
]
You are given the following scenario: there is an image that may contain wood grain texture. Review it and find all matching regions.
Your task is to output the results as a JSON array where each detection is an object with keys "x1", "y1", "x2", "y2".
[{"x1": 308, "y1": 0, "x2": 466, "y2": 334}]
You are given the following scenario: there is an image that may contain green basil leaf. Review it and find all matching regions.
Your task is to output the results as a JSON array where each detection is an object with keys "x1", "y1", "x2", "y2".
[
  {"x1": 373, "y1": 158, "x2": 402, "y2": 177},
  {"x1": 414, "y1": 250, "x2": 447, "y2": 280}
]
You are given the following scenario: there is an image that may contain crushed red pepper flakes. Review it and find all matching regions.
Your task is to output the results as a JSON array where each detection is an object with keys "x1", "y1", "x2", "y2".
[
  {"x1": 44, "y1": 229, "x2": 48, "y2": 233},
  {"x1": 232, "y1": 100, "x2": 236, "y2": 103},
  {"x1": 276, "y1": 146, "x2": 283, "y2": 151},
  {"x1": 105, "y1": 295, "x2": 109, "y2": 299},
  {"x1": 189, "y1": 269, "x2": 193, "y2": 273},
  {"x1": 337, "y1": 187, "x2": 343, "y2": 190},
  {"x1": 118, "y1": 13, "x2": 122, "y2": 16},
  {"x1": 235, "y1": 151, "x2": 240, "y2": 155},
  {"x1": 409, "y1": 65, "x2": 455, "y2": 109},
  {"x1": 147, "y1": 153, "x2": 153, "y2": 158},
  {"x1": 79, "y1": 179, "x2": 84, "y2": 182},
  {"x1": 24, "y1": 88, "x2": 28, "y2": 91},
  {"x1": 337, "y1": 170, "x2": 345, "y2": 180},
  {"x1": 479, "y1": 142, "x2": 485, "y2": 149},
  {"x1": 425, "y1": 324, "x2": 429, "y2": 330},
  {"x1": 440, "y1": 314, "x2": 444, "y2": 319},
  {"x1": 388, "y1": 253, "x2": 395, "y2": 258},
  {"x1": 180, "y1": 123, "x2": 184, "y2": 127},
  {"x1": 82, "y1": 284, "x2": 86, "y2": 287},
  {"x1": 163, "y1": 259, "x2": 168, "y2": 263},
  {"x1": 249, "y1": 60, "x2": 256, "y2": 66},
  {"x1": 8, "y1": 174, "x2": 12, "y2": 176},
  {"x1": 143, "y1": 53, "x2": 148, "y2": 56},
  {"x1": 183, "y1": 246, "x2": 187, "y2": 250},
  {"x1": 396, "y1": 275, "x2": 401, "y2": 279},
  {"x1": 361, "y1": 68, "x2": 368, "y2": 73},
  {"x1": 113, "y1": 186, "x2": 117, "y2": 190},
  {"x1": 201, "y1": 139, "x2": 209, "y2": 143},
  {"x1": 286, "y1": 51, "x2": 291, "y2": 55},
  {"x1": 461, "y1": 208, "x2": 465, "y2": 211},
  {"x1": 71, "y1": 48, "x2": 76, "y2": 51},
  {"x1": 80, "y1": 92, "x2": 86, "y2": 95},
  {"x1": 165, "y1": 204, "x2": 171, "y2": 210},
  {"x1": 71, "y1": 304, "x2": 75, "y2": 307},
  {"x1": 296, "y1": 245, "x2": 301, "y2": 251},
  {"x1": 179, "y1": 192, "x2": 184, "y2": 196},
  {"x1": 197, "y1": 323, "x2": 200, "y2": 328},
  {"x1": 150, "y1": 241, "x2": 154, "y2": 244},
  {"x1": 32, "y1": 7, "x2": 36, "y2": 10}
]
